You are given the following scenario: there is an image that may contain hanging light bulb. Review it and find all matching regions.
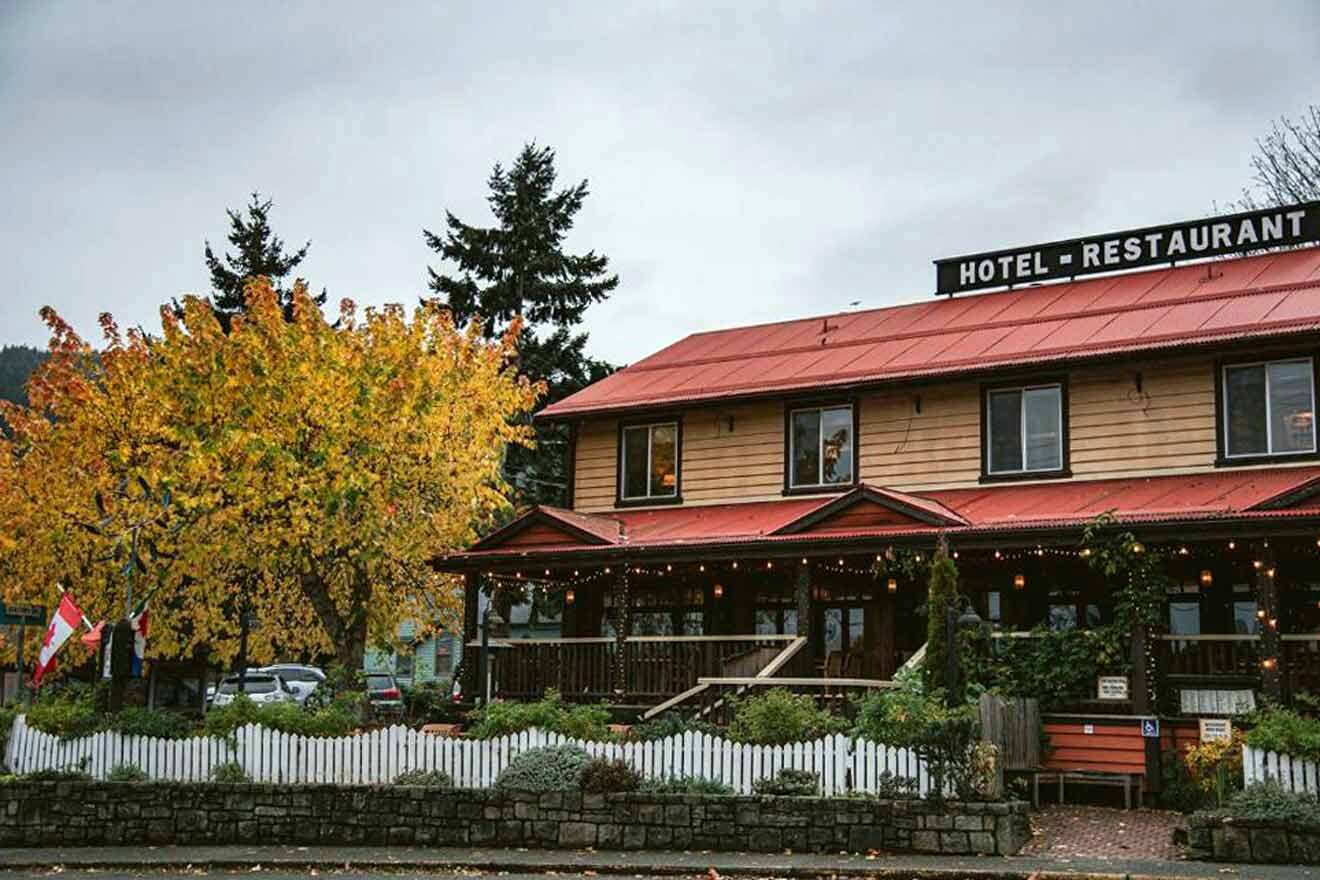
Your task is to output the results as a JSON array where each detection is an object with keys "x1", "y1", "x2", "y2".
[
  {"x1": 731, "y1": 561, "x2": 739, "y2": 569},
  {"x1": 766, "y1": 560, "x2": 774, "y2": 569},
  {"x1": 887, "y1": 578, "x2": 897, "y2": 594},
  {"x1": 1228, "y1": 540, "x2": 1237, "y2": 550},
  {"x1": 1013, "y1": 573, "x2": 1026, "y2": 590},
  {"x1": 712, "y1": 583, "x2": 724, "y2": 599},
  {"x1": 565, "y1": 589, "x2": 576, "y2": 605}
]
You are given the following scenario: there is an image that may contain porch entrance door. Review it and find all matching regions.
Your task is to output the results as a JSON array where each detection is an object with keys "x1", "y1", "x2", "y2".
[{"x1": 820, "y1": 605, "x2": 865, "y2": 676}]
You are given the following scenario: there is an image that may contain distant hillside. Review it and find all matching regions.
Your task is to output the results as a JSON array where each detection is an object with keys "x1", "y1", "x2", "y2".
[{"x1": 0, "y1": 345, "x2": 48, "y2": 407}]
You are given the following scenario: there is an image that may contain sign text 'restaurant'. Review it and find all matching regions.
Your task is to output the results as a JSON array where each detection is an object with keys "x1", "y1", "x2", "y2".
[{"x1": 935, "y1": 202, "x2": 1320, "y2": 295}]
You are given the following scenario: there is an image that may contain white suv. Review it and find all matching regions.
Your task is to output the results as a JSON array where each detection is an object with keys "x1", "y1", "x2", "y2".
[{"x1": 211, "y1": 672, "x2": 297, "y2": 706}]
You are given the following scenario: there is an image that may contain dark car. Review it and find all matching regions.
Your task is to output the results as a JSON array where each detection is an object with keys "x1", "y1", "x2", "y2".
[{"x1": 365, "y1": 673, "x2": 404, "y2": 717}]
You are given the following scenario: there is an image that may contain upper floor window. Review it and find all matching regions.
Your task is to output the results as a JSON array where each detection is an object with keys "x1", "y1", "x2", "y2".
[
  {"x1": 1222, "y1": 358, "x2": 1316, "y2": 459},
  {"x1": 985, "y1": 383, "x2": 1065, "y2": 477},
  {"x1": 620, "y1": 421, "x2": 679, "y2": 503},
  {"x1": 788, "y1": 405, "x2": 854, "y2": 490}
]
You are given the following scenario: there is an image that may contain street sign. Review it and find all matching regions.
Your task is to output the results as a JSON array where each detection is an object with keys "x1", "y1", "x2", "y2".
[
  {"x1": 0, "y1": 602, "x2": 45, "y2": 626},
  {"x1": 1141, "y1": 718, "x2": 1161, "y2": 739}
]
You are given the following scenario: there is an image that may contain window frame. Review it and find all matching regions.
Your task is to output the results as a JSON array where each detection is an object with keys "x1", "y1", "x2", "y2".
[
  {"x1": 979, "y1": 378, "x2": 1070, "y2": 483},
  {"x1": 1215, "y1": 354, "x2": 1320, "y2": 466},
  {"x1": 615, "y1": 417, "x2": 683, "y2": 507},
  {"x1": 782, "y1": 399, "x2": 860, "y2": 495}
]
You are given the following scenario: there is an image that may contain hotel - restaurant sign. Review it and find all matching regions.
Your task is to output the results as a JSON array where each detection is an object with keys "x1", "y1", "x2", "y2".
[{"x1": 935, "y1": 201, "x2": 1320, "y2": 296}]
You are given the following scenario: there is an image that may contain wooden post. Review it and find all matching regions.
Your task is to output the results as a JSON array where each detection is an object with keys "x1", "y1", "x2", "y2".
[
  {"x1": 456, "y1": 572, "x2": 481, "y2": 699},
  {"x1": 611, "y1": 566, "x2": 631, "y2": 700},
  {"x1": 795, "y1": 561, "x2": 813, "y2": 656},
  {"x1": 1259, "y1": 544, "x2": 1282, "y2": 700},
  {"x1": 1131, "y1": 619, "x2": 1162, "y2": 793}
]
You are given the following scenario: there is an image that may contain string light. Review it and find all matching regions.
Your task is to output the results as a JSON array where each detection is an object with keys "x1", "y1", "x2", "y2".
[
  {"x1": 1229, "y1": 540, "x2": 1237, "y2": 550},
  {"x1": 766, "y1": 561, "x2": 774, "y2": 569}
]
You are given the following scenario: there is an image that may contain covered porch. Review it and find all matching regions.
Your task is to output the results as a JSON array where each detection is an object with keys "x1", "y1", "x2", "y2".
[{"x1": 435, "y1": 468, "x2": 1320, "y2": 714}]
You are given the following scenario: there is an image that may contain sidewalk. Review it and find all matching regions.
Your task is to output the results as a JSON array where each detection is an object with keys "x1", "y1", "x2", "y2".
[{"x1": 0, "y1": 845, "x2": 1315, "y2": 880}]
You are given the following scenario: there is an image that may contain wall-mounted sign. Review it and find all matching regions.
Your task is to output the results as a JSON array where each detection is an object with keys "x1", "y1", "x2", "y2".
[
  {"x1": 1142, "y1": 718, "x2": 1161, "y2": 739},
  {"x1": 1097, "y1": 676, "x2": 1130, "y2": 701},
  {"x1": 1083, "y1": 724, "x2": 1094, "y2": 735},
  {"x1": 0, "y1": 602, "x2": 44, "y2": 627},
  {"x1": 934, "y1": 201, "x2": 1320, "y2": 295},
  {"x1": 1200, "y1": 718, "x2": 1233, "y2": 742}
]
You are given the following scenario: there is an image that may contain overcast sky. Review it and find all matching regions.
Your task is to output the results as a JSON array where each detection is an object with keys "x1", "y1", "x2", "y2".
[{"x1": 3, "y1": 2, "x2": 1318, "y2": 365}]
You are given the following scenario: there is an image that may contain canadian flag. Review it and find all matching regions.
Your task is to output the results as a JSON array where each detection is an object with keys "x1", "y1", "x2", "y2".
[{"x1": 32, "y1": 594, "x2": 84, "y2": 688}]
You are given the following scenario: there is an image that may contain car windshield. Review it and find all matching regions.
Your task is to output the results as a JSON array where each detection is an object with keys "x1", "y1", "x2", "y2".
[
  {"x1": 366, "y1": 675, "x2": 394, "y2": 690},
  {"x1": 218, "y1": 676, "x2": 277, "y2": 695}
]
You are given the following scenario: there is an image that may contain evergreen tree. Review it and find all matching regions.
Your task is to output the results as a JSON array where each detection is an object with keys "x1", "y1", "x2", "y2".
[
  {"x1": 0, "y1": 345, "x2": 47, "y2": 407},
  {"x1": 924, "y1": 539, "x2": 960, "y2": 700},
  {"x1": 204, "y1": 193, "x2": 324, "y2": 326},
  {"x1": 424, "y1": 143, "x2": 618, "y2": 508}
]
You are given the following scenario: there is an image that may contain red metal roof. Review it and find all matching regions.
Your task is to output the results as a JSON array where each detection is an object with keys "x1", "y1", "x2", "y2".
[
  {"x1": 443, "y1": 466, "x2": 1320, "y2": 563},
  {"x1": 542, "y1": 246, "x2": 1320, "y2": 419}
]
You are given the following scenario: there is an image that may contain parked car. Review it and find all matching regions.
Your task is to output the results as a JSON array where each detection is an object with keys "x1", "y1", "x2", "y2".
[
  {"x1": 211, "y1": 672, "x2": 298, "y2": 707},
  {"x1": 259, "y1": 664, "x2": 325, "y2": 704},
  {"x1": 365, "y1": 673, "x2": 403, "y2": 717}
]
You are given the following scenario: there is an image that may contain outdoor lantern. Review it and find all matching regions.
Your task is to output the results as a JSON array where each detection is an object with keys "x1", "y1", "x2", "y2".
[
  {"x1": 565, "y1": 589, "x2": 576, "y2": 605},
  {"x1": 1199, "y1": 569, "x2": 1213, "y2": 587},
  {"x1": 887, "y1": 578, "x2": 897, "y2": 594},
  {"x1": 1013, "y1": 573, "x2": 1026, "y2": 590},
  {"x1": 713, "y1": 583, "x2": 724, "y2": 599}
]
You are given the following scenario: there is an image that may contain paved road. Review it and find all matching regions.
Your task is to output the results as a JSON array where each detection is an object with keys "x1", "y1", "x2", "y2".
[{"x1": 1, "y1": 846, "x2": 1319, "y2": 880}]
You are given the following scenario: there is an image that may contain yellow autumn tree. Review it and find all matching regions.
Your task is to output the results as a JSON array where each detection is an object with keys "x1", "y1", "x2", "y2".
[{"x1": 0, "y1": 280, "x2": 540, "y2": 670}]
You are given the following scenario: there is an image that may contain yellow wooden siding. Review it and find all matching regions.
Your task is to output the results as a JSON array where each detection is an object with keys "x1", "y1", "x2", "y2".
[{"x1": 571, "y1": 357, "x2": 1225, "y2": 510}]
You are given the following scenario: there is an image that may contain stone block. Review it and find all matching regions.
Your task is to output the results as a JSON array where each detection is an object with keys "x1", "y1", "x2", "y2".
[
  {"x1": 597, "y1": 823, "x2": 622, "y2": 849},
  {"x1": 559, "y1": 821, "x2": 597, "y2": 848},
  {"x1": 646, "y1": 826, "x2": 673, "y2": 847},
  {"x1": 747, "y1": 828, "x2": 780, "y2": 851},
  {"x1": 911, "y1": 829, "x2": 940, "y2": 852},
  {"x1": 623, "y1": 824, "x2": 647, "y2": 849},
  {"x1": 664, "y1": 804, "x2": 690, "y2": 826},
  {"x1": 388, "y1": 826, "x2": 415, "y2": 845},
  {"x1": 1251, "y1": 828, "x2": 1291, "y2": 863},
  {"x1": 638, "y1": 802, "x2": 664, "y2": 825},
  {"x1": 941, "y1": 830, "x2": 970, "y2": 853},
  {"x1": 1215, "y1": 826, "x2": 1253, "y2": 862},
  {"x1": 849, "y1": 826, "x2": 886, "y2": 852}
]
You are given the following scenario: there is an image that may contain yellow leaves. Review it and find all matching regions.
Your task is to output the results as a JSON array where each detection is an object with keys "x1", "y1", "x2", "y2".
[{"x1": 1, "y1": 278, "x2": 539, "y2": 667}]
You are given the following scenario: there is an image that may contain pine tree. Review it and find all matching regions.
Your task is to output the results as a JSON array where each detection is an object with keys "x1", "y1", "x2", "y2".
[
  {"x1": 924, "y1": 540, "x2": 960, "y2": 700},
  {"x1": 424, "y1": 144, "x2": 618, "y2": 508},
  {"x1": 204, "y1": 193, "x2": 324, "y2": 327}
]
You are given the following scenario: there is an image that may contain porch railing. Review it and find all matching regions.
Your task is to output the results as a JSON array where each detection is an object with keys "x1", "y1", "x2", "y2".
[
  {"x1": 1157, "y1": 634, "x2": 1320, "y2": 695},
  {"x1": 478, "y1": 634, "x2": 805, "y2": 703}
]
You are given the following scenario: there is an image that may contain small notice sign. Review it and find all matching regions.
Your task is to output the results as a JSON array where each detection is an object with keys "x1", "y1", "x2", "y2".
[
  {"x1": 1142, "y1": 718, "x2": 1161, "y2": 739},
  {"x1": 1083, "y1": 724, "x2": 1094, "y2": 735},
  {"x1": 1097, "y1": 676, "x2": 1130, "y2": 701},
  {"x1": 1199, "y1": 718, "x2": 1233, "y2": 742}
]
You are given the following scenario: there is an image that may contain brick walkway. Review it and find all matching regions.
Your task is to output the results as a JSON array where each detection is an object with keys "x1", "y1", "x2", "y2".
[{"x1": 1020, "y1": 805, "x2": 1187, "y2": 861}]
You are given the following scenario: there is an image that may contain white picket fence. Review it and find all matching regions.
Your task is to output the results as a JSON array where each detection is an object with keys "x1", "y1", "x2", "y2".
[
  {"x1": 4, "y1": 715, "x2": 930, "y2": 795},
  {"x1": 1243, "y1": 744, "x2": 1320, "y2": 794}
]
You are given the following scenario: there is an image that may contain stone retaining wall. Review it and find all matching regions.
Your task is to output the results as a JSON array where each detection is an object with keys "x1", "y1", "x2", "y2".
[
  {"x1": 0, "y1": 781, "x2": 1030, "y2": 855},
  {"x1": 1188, "y1": 815, "x2": 1320, "y2": 864}
]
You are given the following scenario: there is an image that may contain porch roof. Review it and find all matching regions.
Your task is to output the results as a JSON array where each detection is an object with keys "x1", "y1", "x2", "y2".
[{"x1": 437, "y1": 466, "x2": 1320, "y2": 568}]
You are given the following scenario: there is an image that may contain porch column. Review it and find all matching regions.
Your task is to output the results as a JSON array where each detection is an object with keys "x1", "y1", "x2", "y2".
[
  {"x1": 1259, "y1": 545, "x2": 1282, "y2": 700},
  {"x1": 457, "y1": 572, "x2": 482, "y2": 698},
  {"x1": 611, "y1": 566, "x2": 631, "y2": 699},
  {"x1": 795, "y1": 561, "x2": 813, "y2": 657}
]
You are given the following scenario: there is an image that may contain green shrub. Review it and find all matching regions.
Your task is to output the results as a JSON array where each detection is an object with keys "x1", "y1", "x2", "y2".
[
  {"x1": 466, "y1": 690, "x2": 611, "y2": 741},
  {"x1": 25, "y1": 760, "x2": 92, "y2": 781},
  {"x1": 853, "y1": 681, "x2": 980, "y2": 799},
  {"x1": 639, "y1": 775, "x2": 734, "y2": 795},
  {"x1": 1160, "y1": 750, "x2": 1212, "y2": 813},
  {"x1": 494, "y1": 744, "x2": 591, "y2": 792},
  {"x1": 202, "y1": 694, "x2": 357, "y2": 739},
  {"x1": 725, "y1": 688, "x2": 847, "y2": 745},
  {"x1": 924, "y1": 543, "x2": 959, "y2": 695},
  {"x1": 629, "y1": 712, "x2": 720, "y2": 741},
  {"x1": 403, "y1": 680, "x2": 453, "y2": 724},
  {"x1": 25, "y1": 692, "x2": 100, "y2": 739},
  {"x1": 393, "y1": 768, "x2": 454, "y2": 786},
  {"x1": 1245, "y1": 708, "x2": 1320, "y2": 762},
  {"x1": 211, "y1": 761, "x2": 250, "y2": 783},
  {"x1": 107, "y1": 762, "x2": 149, "y2": 782},
  {"x1": 108, "y1": 707, "x2": 192, "y2": 739},
  {"x1": 579, "y1": 757, "x2": 642, "y2": 794},
  {"x1": 752, "y1": 768, "x2": 819, "y2": 796},
  {"x1": 1202, "y1": 782, "x2": 1320, "y2": 829},
  {"x1": 966, "y1": 625, "x2": 1125, "y2": 710},
  {"x1": 0, "y1": 704, "x2": 17, "y2": 766}
]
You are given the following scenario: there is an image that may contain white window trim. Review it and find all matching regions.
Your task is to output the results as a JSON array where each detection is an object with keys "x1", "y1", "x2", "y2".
[
  {"x1": 788, "y1": 404, "x2": 854, "y2": 489},
  {"x1": 985, "y1": 383, "x2": 1064, "y2": 475},
  {"x1": 620, "y1": 422, "x2": 679, "y2": 500},
  {"x1": 1222, "y1": 357, "x2": 1317, "y2": 459}
]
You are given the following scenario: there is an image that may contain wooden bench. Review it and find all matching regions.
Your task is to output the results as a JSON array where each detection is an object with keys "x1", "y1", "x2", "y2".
[
  {"x1": 1033, "y1": 719, "x2": 1151, "y2": 810},
  {"x1": 1032, "y1": 769, "x2": 1144, "y2": 809}
]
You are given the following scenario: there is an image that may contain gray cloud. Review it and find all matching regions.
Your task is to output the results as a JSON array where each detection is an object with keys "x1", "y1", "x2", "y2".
[{"x1": 2, "y1": 1, "x2": 1317, "y2": 364}]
